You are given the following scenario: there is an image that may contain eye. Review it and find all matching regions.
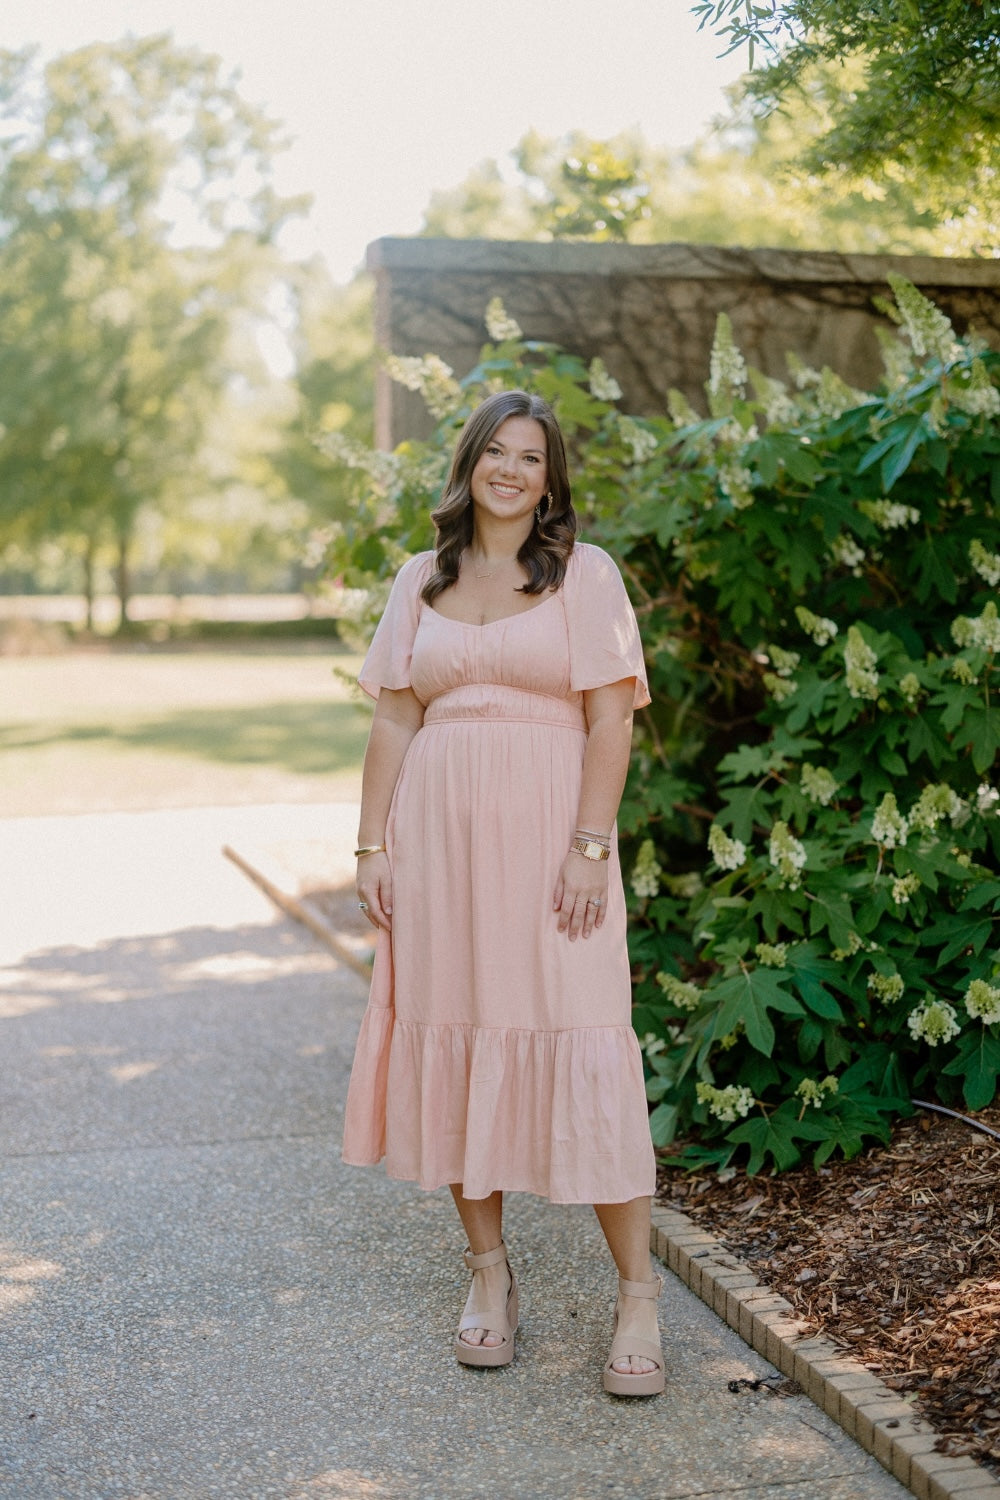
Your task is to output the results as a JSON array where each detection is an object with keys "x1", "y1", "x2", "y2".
[{"x1": 525, "y1": 454, "x2": 541, "y2": 464}]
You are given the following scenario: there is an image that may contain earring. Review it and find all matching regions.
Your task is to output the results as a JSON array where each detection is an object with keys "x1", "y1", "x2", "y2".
[{"x1": 535, "y1": 491, "x2": 554, "y2": 525}]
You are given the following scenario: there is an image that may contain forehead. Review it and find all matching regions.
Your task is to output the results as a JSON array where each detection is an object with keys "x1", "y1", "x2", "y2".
[{"x1": 488, "y1": 415, "x2": 547, "y2": 454}]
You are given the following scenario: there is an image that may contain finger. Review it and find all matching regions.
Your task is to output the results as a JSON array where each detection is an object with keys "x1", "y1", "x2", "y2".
[
  {"x1": 567, "y1": 895, "x2": 588, "y2": 941},
  {"x1": 552, "y1": 873, "x2": 564, "y2": 911}
]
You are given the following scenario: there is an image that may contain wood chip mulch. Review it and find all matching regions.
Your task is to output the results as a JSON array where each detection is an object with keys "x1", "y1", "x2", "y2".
[{"x1": 656, "y1": 1105, "x2": 1000, "y2": 1476}]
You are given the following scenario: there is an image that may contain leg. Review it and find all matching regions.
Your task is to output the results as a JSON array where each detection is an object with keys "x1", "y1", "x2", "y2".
[
  {"x1": 594, "y1": 1196, "x2": 663, "y2": 1381},
  {"x1": 450, "y1": 1185, "x2": 512, "y2": 1351}
]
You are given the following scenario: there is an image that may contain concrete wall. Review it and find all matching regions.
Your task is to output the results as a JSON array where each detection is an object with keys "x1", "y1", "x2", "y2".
[{"x1": 366, "y1": 238, "x2": 1000, "y2": 446}]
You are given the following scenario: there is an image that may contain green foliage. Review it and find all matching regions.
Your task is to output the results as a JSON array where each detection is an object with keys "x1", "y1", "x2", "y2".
[
  {"x1": 321, "y1": 281, "x2": 1000, "y2": 1173},
  {"x1": 693, "y1": 0, "x2": 1000, "y2": 243},
  {"x1": 0, "y1": 37, "x2": 299, "y2": 624}
]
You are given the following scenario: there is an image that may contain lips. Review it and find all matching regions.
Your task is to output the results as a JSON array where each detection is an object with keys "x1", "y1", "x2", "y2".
[{"x1": 490, "y1": 483, "x2": 521, "y2": 497}]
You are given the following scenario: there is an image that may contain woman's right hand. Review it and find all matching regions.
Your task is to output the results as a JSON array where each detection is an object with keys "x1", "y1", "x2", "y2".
[{"x1": 357, "y1": 851, "x2": 392, "y2": 931}]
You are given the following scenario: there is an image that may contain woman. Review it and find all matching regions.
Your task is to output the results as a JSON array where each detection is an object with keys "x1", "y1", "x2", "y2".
[{"x1": 342, "y1": 388, "x2": 663, "y2": 1396}]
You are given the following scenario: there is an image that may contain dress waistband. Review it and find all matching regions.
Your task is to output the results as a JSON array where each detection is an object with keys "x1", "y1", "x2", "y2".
[{"x1": 423, "y1": 684, "x2": 586, "y2": 730}]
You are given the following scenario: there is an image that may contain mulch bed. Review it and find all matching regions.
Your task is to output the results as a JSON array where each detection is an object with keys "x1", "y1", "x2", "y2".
[{"x1": 656, "y1": 1105, "x2": 1000, "y2": 1476}]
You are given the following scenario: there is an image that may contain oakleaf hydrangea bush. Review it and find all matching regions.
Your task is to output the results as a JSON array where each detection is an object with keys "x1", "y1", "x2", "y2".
[{"x1": 319, "y1": 280, "x2": 1000, "y2": 1174}]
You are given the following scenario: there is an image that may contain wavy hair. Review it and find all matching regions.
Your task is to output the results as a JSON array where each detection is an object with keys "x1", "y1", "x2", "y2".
[{"x1": 421, "y1": 389, "x2": 577, "y2": 605}]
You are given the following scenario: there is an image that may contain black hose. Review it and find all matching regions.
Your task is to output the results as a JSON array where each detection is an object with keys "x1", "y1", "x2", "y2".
[{"x1": 910, "y1": 1098, "x2": 1000, "y2": 1143}]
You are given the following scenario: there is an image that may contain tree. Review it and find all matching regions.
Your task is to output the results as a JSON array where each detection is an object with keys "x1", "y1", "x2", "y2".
[
  {"x1": 693, "y1": 0, "x2": 1000, "y2": 248},
  {"x1": 0, "y1": 37, "x2": 300, "y2": 627}
]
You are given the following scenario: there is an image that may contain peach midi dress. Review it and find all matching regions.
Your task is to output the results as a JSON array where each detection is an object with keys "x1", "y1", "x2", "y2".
[{"x1": 341, "y1": 542, "x2": 657, "y2": 1204}]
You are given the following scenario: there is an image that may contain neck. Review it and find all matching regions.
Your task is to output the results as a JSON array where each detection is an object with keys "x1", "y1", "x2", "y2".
[{"x1": 469, "y1": 515, "x2": 533, "y2": 564}]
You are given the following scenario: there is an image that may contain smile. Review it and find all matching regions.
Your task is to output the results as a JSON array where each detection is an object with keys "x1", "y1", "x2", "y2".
[{"x1": 490, "y1": 483, "x2": 522, "y2": 497}]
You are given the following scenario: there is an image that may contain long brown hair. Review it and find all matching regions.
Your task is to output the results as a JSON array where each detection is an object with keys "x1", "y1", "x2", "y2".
[{"x1": 421, "y1": 389, "x2": 577, "y2": 604}]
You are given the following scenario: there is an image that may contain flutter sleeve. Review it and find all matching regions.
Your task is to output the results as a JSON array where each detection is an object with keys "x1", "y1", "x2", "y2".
[
  {"x1": 563, "y1": 543, "x2": 650, "y2": 710},
  {"x1": 357, "y1": 551, "x2": 434, "y2": 701}
]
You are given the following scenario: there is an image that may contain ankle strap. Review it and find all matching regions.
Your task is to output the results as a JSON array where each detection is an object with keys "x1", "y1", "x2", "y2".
[
  {"x1": 618, "y1": 1273, "x2": 663, "y2": 1299},
  {"x1": 464, "y1": 1240, "x2": 508, "y2": 1271}
]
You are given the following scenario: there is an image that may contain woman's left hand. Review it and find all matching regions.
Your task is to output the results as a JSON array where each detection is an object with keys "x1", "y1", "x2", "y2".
[{"x1": 553, "y1": 851, "x2": 610, "y2": 941}]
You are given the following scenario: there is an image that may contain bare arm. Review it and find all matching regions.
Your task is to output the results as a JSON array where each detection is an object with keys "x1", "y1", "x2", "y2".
[
  {"x1": 356, "y1": 686, "x2": 425, "y2": 931},
  {"x1": 553, "y1": 677, "x2": 635, "y2": 941}
]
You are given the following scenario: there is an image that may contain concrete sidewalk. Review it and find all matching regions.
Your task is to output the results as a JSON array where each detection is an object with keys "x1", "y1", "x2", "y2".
[{"x1": 0, "y1": 805, "x2": 908, "y2": 1499}]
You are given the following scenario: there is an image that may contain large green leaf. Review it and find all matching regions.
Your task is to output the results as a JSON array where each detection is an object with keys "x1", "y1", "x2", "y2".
[
  {"x1": 707, "y1": 969, "x2": 805, "y2": 1056},
  {"x1": 726, "y1": 1103, "x2": 828, "y2": 1175},
  {"x1": 941, "y1": 1029, "x2": 1000, "y2": 1111}
]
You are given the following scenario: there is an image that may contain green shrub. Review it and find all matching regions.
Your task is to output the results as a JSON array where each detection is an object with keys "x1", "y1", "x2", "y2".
[{"x1": 321, "y1": 283, "x2": 1000, "y2": 1173}]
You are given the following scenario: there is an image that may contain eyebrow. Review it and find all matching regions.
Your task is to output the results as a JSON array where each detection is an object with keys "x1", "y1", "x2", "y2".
[{"x1": 488, "y1": 440, "x2": 546, "y2": 456}]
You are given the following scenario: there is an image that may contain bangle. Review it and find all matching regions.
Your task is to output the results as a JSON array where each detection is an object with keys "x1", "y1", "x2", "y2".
[
  {"x1": 355, "y1": 843, "x2": 386, "y2": 858},
  {"x1": 575, "y1": 828, "x2": 610, "y2": 845}
]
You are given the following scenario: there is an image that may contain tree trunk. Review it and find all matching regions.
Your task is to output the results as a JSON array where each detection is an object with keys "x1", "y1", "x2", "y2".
[
  {"x1": 82, "y1": 536, "x2": 95, "y2": 633},
  {"x1": 115, "y1": 527, "x2": 131, "y2": 633}
]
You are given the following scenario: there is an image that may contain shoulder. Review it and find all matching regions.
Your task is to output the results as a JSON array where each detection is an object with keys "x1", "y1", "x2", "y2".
[
  {"x1": 391, "y1": 550, "x2": 436, "y2": 593},
  {"x1": 565, "y1": 542, "x2": 626, "y2": 587}
]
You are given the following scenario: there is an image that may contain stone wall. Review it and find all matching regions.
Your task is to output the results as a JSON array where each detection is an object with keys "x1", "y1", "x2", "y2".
[{"x1": 366, "y1": 238, "x2": 1000, "y2": 446}]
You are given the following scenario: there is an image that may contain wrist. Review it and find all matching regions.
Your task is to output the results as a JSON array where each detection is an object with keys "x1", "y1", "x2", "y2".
[{"x1": 355, "y1": 842, "x2": 387, "y2": 858}]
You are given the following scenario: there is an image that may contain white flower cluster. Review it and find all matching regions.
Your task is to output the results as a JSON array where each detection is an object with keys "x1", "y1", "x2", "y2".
[
  {"x1": 795, "y1": 1075, "x2": 839, "y2": 1108},
  {"x1": 717, "y1": 461, "x2": 755, "y2": 510},
  {"x1": 970, "y1": 539, "x2": 1000, "y2": 589},
  {"x1": 383, "y1": 354, "x2": 463, "y2": 420},
  {"x1": 977, "y1": 783, "x2": 1000, "y2": 816},
  {"x1": 708, "y1": 824, "x2": 747, "y2": 871},
  {"x1": 830, "y1": 534, "x2": 866, "y2": 574},
  {"x1": 868, "y1": 971, "x2": 905, "y2": 1004},
  {"x1": 656, "y1": 972, "x2": 701, "y2": 1011},
  {"x1": 871, "y1": 792, "x2": 908, "y2": 848},
  {"x1": 909, "y1": 783, "x2": 966, "y2": 832},
  {"x1": 755, "y1": 942, "x2": 788, "y2": 968},
  {"x1": 858, "y1": 498, "x2": 921, "y2": 530},
  {"x1": 667, "y1": 388, "x2": 699, "y2": 428},
  {"x1": 786, "y1": 352, "x2": 821, "y2": 391},
  {"x1": 484, "y1": 297, "x2": 523, "y2": 343},
  {"x1": 951, "y1": 658, "x2": 978, "y2": 685},
  {"x1": 950, "y1": 358, "x2": 1000, "y2": 418},
  {"x1": 816, "y1": 368, "x2": 864, "y2": 419},
  {"x1": 696, "y1": 1082, "x2": 755, "y2": 1123},
  {"x1": 639, "y1": 1031, "x2": 668, "y2": 1059},
  {"x1": 965, "y1": 979, "x2": 1000, "y2": 1025},
  {"x1": 899, "y1": 672, "x2": 922, "y2": 704},
  {"x1": 588, "y1": 357, "x2": 622, "y2": 403},
  {"x1": 707, "y1": 312, "x2": 747, "y2": 400},
  {"x1": 751, "y1": 372, "x2": 799, "y2": 426},
  {"x1": 844, "y1": 625, "x2": 880, "y2": 700},
  {"x1": 317, "y1": 432, "x2": 404, "y2": 492},
  {"x1": 763, "y1": 673, "x2": 796, "y2": 703},
  {"x1": 767, "y1": 645, "x2": 801, "y2": 678},
  {"x1": 617, "y1": 416, "x2": 658, "y2": 465},
  {"x1": 892, "y1": 873, "x2": 922, "y2": 906},
  {"x1": 907, "y1": 997, "x2": 961, "y2": 1047},
  {"x1": 887, "y1": 273, "x2": 962, "y2": 365},
  {"x1": 800, "y1": 764, "x2": 839, "y2": 806},
  {"x1": 768, "y1": 821, "x2": 807, "y2": 888},
  {"x1": 630, "y1": 838, "x2": 662, "y2": 899},
  {"x1": 952, "y1": 600, "x2": 1000, "y2": 654},
  {"x1": 663, "y1": 871, "x2": 703, "y2": 899},
  {"x1": 795, "y1": 606, "x2": 838, "y2": 646}
]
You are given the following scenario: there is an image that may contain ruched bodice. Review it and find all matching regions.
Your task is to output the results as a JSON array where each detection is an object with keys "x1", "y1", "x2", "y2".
[{"x1": 342, "y1": 544, "x2": 657, "y2": 1204}]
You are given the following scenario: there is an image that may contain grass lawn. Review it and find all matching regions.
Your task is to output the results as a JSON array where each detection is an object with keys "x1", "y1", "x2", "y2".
[{"x1": 0, "y1": 644, "x2": 370, "y2": 815}]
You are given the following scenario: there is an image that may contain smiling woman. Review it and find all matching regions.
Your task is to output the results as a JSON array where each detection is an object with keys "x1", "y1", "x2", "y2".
[{"x1": 343, "y1": 388, "x2": 666, "y2": 1395}]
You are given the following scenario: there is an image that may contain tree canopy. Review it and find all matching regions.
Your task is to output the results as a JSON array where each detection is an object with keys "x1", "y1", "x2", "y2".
[
  {"x1": 693, "y1": 0, "x2": 1000, "y2": 247},
  {"x1": 0, "y1": 36, "x2": 300, "y2": 623}
]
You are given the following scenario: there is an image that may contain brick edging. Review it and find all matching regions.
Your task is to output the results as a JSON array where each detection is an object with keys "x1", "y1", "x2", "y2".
[{"x1": 649, "y1": 1203, "x2": 999, "y2": 1500}]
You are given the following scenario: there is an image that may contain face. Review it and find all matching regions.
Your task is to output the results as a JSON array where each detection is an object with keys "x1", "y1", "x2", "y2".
[{"x1": 469, "y1": 415, "x2": 549, "y2": 526}]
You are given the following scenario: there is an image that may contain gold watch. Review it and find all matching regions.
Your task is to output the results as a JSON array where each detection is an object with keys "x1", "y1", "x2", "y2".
[{"x1": 571, "y1": 837, "x2": 610, "y2": 862}]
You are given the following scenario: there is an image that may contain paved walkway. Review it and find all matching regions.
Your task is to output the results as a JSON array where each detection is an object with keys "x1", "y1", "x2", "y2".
[{"x1": 0, "y1": 806, "x2": 908, "y2": 1499}]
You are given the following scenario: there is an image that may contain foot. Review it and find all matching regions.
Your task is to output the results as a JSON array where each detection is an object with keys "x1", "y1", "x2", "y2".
[
  {"x1": 458, "y1": 1260, "x2": 513, "y2": 1349},
  {"x1": 610, "y1": 1290, "x2": 661, "y2": 1375}
]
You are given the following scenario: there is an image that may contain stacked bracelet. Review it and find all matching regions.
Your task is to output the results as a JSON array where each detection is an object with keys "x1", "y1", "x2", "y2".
[
  {"x1": 355, "y1": 843, "x2": 387, "y2": 858},
  {"x1": 575, "y1": 828, "x2": 611, "y2": 846}
]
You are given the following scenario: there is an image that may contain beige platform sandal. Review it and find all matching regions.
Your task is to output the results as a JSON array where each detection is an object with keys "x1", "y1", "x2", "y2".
[
  {"x1": 602, "y1": 1273, "x2": 665, "y2": 1396},
  {"x1": 455, "y1": 1241, "x2": 519, "y2": 1368}
]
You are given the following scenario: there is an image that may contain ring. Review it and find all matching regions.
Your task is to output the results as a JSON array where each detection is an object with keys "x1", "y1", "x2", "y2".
[
  {"x1": 358, "y1": 902, "x2": 369, "y2": 911},
  {"x1": 588, "y1": 898, "x2": 601, "y2": 908}
]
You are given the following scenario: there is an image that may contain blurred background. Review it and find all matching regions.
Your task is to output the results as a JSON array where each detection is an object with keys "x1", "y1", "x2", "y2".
[{"x1": 1, "y1": 0, "x2": 994, "y2": 815}]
